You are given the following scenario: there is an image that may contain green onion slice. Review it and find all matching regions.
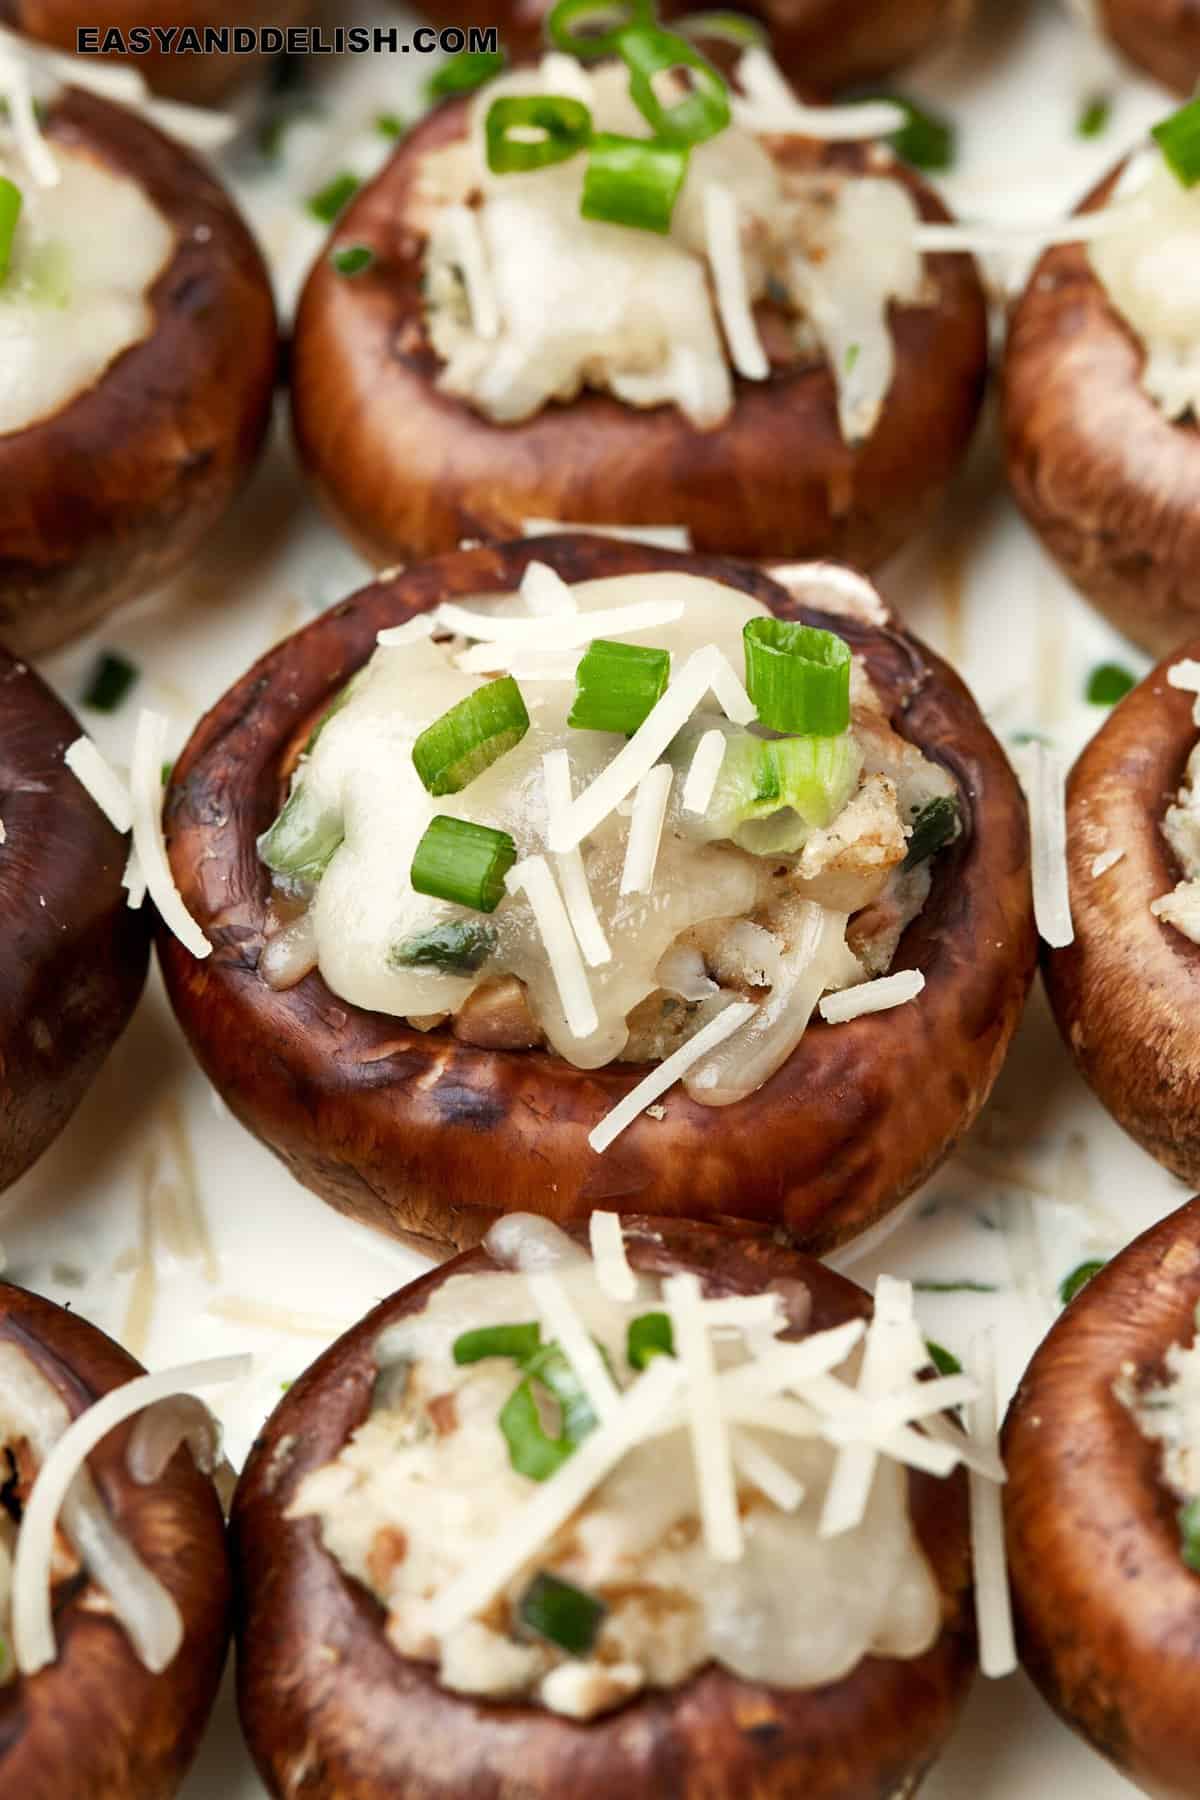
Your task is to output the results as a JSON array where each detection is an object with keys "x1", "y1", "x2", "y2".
[
  {"x1": 391, "y1": 920, "x2": 498, "y2": 973},
  {"x1": 1180, "y1": 1497, "x2": 1200, "y2": 1572},
  {"x1": 673, "y1": 722, "x2": 862, "y2": 853},
  {"x1": 903, "y1": 795, "x2": 960, "y2": 870},
  {"x1": 546, "y1": 0, "x2": 653, "y2": 60},
  {"x1": 0, "y1": 176, "x2": 21, "y2": 282},
  {"x1": 924, "y1": 1339, "x2": 962, "y2": 1378},
  {"x1": 453, "y1": 1322, "x2": 543, "y2": 1364},
  {"x1": 519, "y1": 1571, "x2": 607, "y2": 1653},
  {"x1": 412, "y1": 676, "x2": 530, "y2": 796},
  {"x1": 307, "y1": 171, "x2": 360, "y2": 223},
  {"x1": 675, "y1": 10, "x2": 767, "y2": 48},
  {"x1": 568, "y1": 639, "x2": 671, "y2": 735},
  {"x1": 889, "y1": 97, "x2": 955, "y2": 171},
  {"x1": 1058, "y1": 1260, "x2": 1106, "y2": 1305},
  {"x1": 1077, "y1": 95, "x2": 1111, "y2": 139},
  {"x1": 375, "y1": 111, "x2": 407, "y2": 139},
  {"x1": 410, "y1": 817, "x2": 517, "y2": 913},
  {"x1": 581, "y1": 131, "x2": 689, "y2": 234},
  {"x1": 1086, "y1": 662, "x2": 1135, "y2": 706},
  {"x1": 258, "y1": 784, "x2": 344, "y2": 883},
  {"x1": 1153, "y1": 96, "x2": 1200, "y2": 186},
  {"x1": 485, "y1": 94, "x2": 593, "y2": 175},
  {"x1": 429, "y1": 49, "x2": 506, "y2": 98},
  {"x1": 627, "y1": 1311, "x2": 674, "y2": 1369},
  {"x1": 500, "y1": 1342, "x2": 599, "y2": 1480},
  {"x1": 331, "y1": 244, "x2": 374, "y2": 276},
  {"x1": 81, "y1": 650, "x2": 138, "y2": 713},
  {"x1": 617, "y1": 24, "x2": 731, "y2": 147},
  {"x1": 743, "y1": 619, "x2": 852, "y2": 735}
]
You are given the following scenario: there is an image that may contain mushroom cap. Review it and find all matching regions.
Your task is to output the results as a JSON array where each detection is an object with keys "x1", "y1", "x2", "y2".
[
  {"x1": 157, "y1": 534, "x2": 1035, "y2": 1256},
  {"x1": 1095, "y1": 0, "x2": 1200, "y2": 97},
  {"x1": 291, "y1": 103, "x2": 988, "y2": 569},
  {"x1": 1003, "y1": 162, "x2": 1200, "y2": 658},
  {"x1": 1004, "y1": 1195, "x2": 1200, "y2": 1800},
  {"x1": 233, "y1": 1214, "x2": 975, "y2": 1800},
  {"x1": 0, "y1": 87, "x2": 278, "y2": 658},
  {"x1": 0, "y1": 2, "x2": 314, "y2": 101},
  {"x1": 0, "y1": 1281, "x2": 231, "y2": 1800},
  {"x1": 1042, "y1": 638, "x2": 1200, "y2": 1185},
  {"x1": 0, "y1": 649, "x2": 149, "y2": 1194}
]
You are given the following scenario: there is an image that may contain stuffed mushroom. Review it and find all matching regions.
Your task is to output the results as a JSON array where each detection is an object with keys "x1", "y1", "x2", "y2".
[
  {"x1": 234, "y1": 1210, "x2": 990, "y2": 1799},
  {"x1": 1004, "y1": 102, "x2": 1200, "y2": 655},
  {"x1": 291, "y1": 20, "x2": 988, "y2": 568},
  {"x1": 1004, "y1": 1194, "x2": 1200, "y2": 1799},
  {"x1": 0, "y1": 650, "x2": 148, "y2": 1194},
  {"x1": 1042, "y1": 639, "x2": 1200, "y2": 1185},
  {"x1": 0, "y1": 60, "x2": 277, "y2": 657},
  {"x1": 0, "y1": 1280, "x2": 233, "y2": 1797},
  {"x1": 156, "y1": 534, "x2": 1034, "y2": 1256}
]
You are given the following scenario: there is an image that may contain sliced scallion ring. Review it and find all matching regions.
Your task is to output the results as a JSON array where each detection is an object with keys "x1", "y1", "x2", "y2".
[
  {"x1": 499, "y1": 1342, "x2": 598, "y2": 1479},
  {"x1": 545, "y1": 0, "x2": 654, "y2": 60},
  {"x1": 412, "y1": 676, "x2": 530, "y2": 796},
  {"x1": 580, "y1": 131, "x2": 689, "y2": 234},
  {"x1": 568, "y1": 639, "x2": 670, "y2": 734},
  {"x1": 410, "y1": 817, "x2": 517, "y2": 913},
  {"x1": 1153, "y1": 95, "x2": 1200, "y2": 186},
  {"x1": 519, "y1": 1571, "x2": 607, "y2": 1654},
  {"x1": 617, "y1": 24, "x2": 731, "y2": 147},
  {"x1": 675, "y1": 9, "x2": 766, "y2": 48},
  {"x1": 485, "y1": 94, "x2": 593, "y2": 175},
  {"x1": 742, "y1": 618, "x2": 852, "y2": 735},
  {"x1": 453, "y1": 1322, "x2": 542, "y2": 1364},
  {"x1": 0, "y1": 176, "x2": 21, "y2": 282},
  {"x1": 627, "y1": 1311, "x2": 674, "y2": 1369}
]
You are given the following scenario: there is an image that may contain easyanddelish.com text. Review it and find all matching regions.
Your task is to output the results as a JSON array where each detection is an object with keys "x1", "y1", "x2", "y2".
[{"x1": 76, "y1": 23, "x2": 500, "y2": 57}]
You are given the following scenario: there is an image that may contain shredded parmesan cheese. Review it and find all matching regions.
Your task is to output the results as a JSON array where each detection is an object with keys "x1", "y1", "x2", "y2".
[
  {"x1": 731, "y1": 47, "x2": 906, "y2": 140},
  {"x1": 0, "y1": 27, "x2": 236, "y2": 152},
  {"x1": 766, "y1": 562, "x2": 888, "y2": 625},
  {"x1": 376, "y1": 614, "x2": 436, "y2": 649},
  {"x1": 703, "y1": 183, "x2": 768, "y2": 382},
  {"x1": 681, "y1": 727, "x2": 727, "y2": 816},
  {"x1": 130, "y1": 711, "x2": 212, "y2": 960},
  {"x1": 436, "y1": 595, "x2": 684, "y2": 649},
  {"x1": 64, "y1": 736, "x2": 133, "y2": 835},
  {"x1": 521, "y1": 520, "x2": 692, "y2": 551},
  {"x1": 0, "y1": 37, "x2": 58, "y2": 187},
  {"x1": 730, "y1": 1429, "x2": 805, "y2": 1512},
  {"x1": 589, "y1": 1212, "x2": 637, "y2": 1302},
  {"x1": 442, "y1": 204, "x2": 500, "y2": 340},
  {"x1": 965, "y1": 1331, "x2": 1017, "y2": 1678},
  {"x1": 620, "y1": 764, "x2": 673, "y2": 896},
  {"x1": 588, "y1": 1000, "x2": 757, "y2": 1152},
  {"x1": 913, "y1": 202, "x2": 1152, "y2": 257},
  {"x1": 1091, "y1": 847, "x2": 1124, "y2": 878},
  {"x1": 122, "y1": 844, "x2": 147, "y2": 909},
  {"x1": 819, "y1": 1275, "x2": 914, "y2": 1539},
  {"x1": 520, "y1": 561, "x2": 577, "y2": 617},
  {"x1": 818, "y1": 969, "x2": 925, "y2": 1023},
  {"x1": 542, "y1": 751, "x2": 611, "y2": 968},
  {"x1": 505, "y1": 856, "x2": 599, "y2": 1040},
  {"x1": 666, "y1": 1272, "x2": 743, "y2": 1562},
  {"x1": 1016, "y1": 742, "x2": 1074, "y2": 949},
  {"x1": 528, "y1": 1271, "x2": 621, "y2": 1419}
]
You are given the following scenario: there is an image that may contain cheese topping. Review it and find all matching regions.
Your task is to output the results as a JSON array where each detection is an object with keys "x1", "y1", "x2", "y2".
[
  {"x1": 262, "y1": 571, "x2": 956, "y2": 1112},
  {"x1": 417, "y1": 57, "x2": 928, "y2": 442},
  {"x1": 0, "y1": 140, "x2": 173, "y2": 436},
  {"x1": 1152, "y1": 733, "x2": 1200, "y2": 944}
]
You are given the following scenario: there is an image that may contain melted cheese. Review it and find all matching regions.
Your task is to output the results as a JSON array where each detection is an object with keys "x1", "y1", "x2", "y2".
[
  {"x1": 1091, "y1": 152, "x2": 1200, "y2": 421},
  {"x1": 1153, "y1": 738, "x2": 1200, "y2": 942},
  {"x1": 0, "y1": 141, "x2": 173, "y2": 436}
]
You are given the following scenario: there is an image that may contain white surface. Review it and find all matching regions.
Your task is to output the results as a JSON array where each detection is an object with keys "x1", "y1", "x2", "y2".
[{"x1": 2, "y1": 2, "x2": 1188, "y2": 1793}]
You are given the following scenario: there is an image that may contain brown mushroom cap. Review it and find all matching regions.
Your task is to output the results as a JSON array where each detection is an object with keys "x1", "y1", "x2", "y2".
[
  {"x1": 0, "y1": 1281, "x2": 231, "y2": 1799},
  {"x1": 1004, "y1": 1194, "x2": 1200, "y2": 1800},
  {"x1": 0, "y1": 87, "x2": 278, "y2": 659},
  {"x1": 0, "y1": 2, "x2": 313, "y2": 102},
  {"x1": 291, "y1": 100, "x2": 988, "y2": 569},
  {"x1": 233, "y1": 1214, "x2": 976, "y2": 1800},
  {"x1": 1041, "y1": 637, "x2": 1200, "y2": 1185},
  {"x1": 0, "y1": 649, "x2": 149, "y2": 1194},
  {"x1": 1002, "y1": 162, "x2": 1200, "y2": 658},
  {"x1": 1094, "y1": 0, "x2": 1200, "y2": 96},
  {"x1": 157, "y1": 534, "x2": 1034, "y2": 1256}
]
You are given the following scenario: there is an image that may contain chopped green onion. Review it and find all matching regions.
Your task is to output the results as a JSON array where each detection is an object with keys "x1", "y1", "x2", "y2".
[
  {"x1": 410, "y1": 817, "x2": 517, "y2": 913},
  {"x1": 429, "y1": 50, "x2": 506, "y2": 98},
  {"x1": 912, "y1": 1279, "x2": 998, "y2": 1294},
  {"x1": 485, "y1": 94, "x2": 593, "y2": 175},
  {"x1": 675, "y1": 10, "x2": 767, "y2": 48},
  {"x1": 568, "y1": 640, "x2": 671, "y2": 735},
  {"x1": 627, "y1": 1311, "x2": 674, "y2": 1369},
  {"x1": 617, "y1": 24, "x2": 731, "y2": 147},
  {"x1": 1153, "y1": 96, "x2": 1200, "y2": 187},
  {"x1": 546, "y1": 0, "x2": 654, "y2": 60},
  {"x1": 375, "y1": 111, "x2": 407, "y2": 139},
  {"x1": 161, "y1": 761, "x2": 173, "y2": 787},
  {"x1": 331, "y1": 244, "x2": 374, "y2": 277},
  {"x1": 580, "y1": 131, "x2": 689, "y2": 234},
  {"x1": 903, "y1": 795, "x2": 960, "y2": 870},
  {"x1": 0, "y1": 176, "x2": 21, "y2": 282},
  {"x1": 844, "y1": 343, "x2": 861, "y2": 374},
  {"x1": 1179, "y1": 1497, "x2": 1200, "y2": 1571},
  {"x1": 391, "y1": 920, "x2": 498, "y2": 973},
  {"x1": 307, "y1": 171, "x2": 360, "y2": 223},
  {"x1": 675, "y1": 723, "x2": 862, "y2": 853},
  {"x1": 80, "y1": 650, "x2": 138, "y2": 713},
  {"x1": 412, "y1": 677, "x2": 530, "y2": 796},
  {"x1": 1086, "y1": 662, "x2": 1135, "y2": 706},
  {"x1": 742, "y1": 619, "x2": 852, "y2": 735},
  {"x1": 453, "y1": 1322, "x2": 542, "y2": 1365},
  {"x1": 519, "y1": 1571, "x2": 607, "y2": 1653},
  {"x1": 258, "y1": 785, "x2": 344, "y2": 882},
  {"x1": 925, "y1": 1339, "x2": 962, "y2": 1377},
  {"x1": 758, "y1": 734, "x2": 863, "y2": 830},
  {"x1": 1058, "y1": 1260, "x2": 1106, "y2": 1305},
  {"x1": 887, "y1": 97, "x2": 955, "y2": 170},
  {"x1": 1077, "y1": 95, "x2": 1111, "y2": 139},
  {"x1": 500, "y1": 1342, "x2": 598, "y2": 1480}
]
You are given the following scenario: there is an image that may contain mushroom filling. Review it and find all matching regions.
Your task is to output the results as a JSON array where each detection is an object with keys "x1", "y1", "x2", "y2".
[
  {"x1": 257, "y1": 571, "x2": 958, "y2": 1110},
  {"x1": 1118, "y1": 1307, "x2": 1200, "y2": 1569},
  {"x1": 413, "y1": 52, "x2": 931, "y2": 441},
  {"x1": 1152, "y1": 706, "x2": 1200, "y2": 942},
  {"x1": 0, "y1": 138, "x2": 173, "y2": 435},
  {"x1": 290, "y1": 1217, "x2": 947, "y2": 1720}
]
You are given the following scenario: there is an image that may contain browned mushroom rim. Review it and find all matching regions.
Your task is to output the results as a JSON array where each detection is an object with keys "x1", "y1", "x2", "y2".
[{"x1": 234, "y1": 1215, "x2": 975, "y2": 1799}]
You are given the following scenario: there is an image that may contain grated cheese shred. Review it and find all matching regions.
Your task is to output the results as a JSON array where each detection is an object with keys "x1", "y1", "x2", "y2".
[
  {"x1": 542, "y1": 751, "x2": 612, "y2": 968},
  {"x1": 589, "y1": 1211, "x2": 637, "y2": 1302},
  {"x1": 665, "y1": 1272, "x2": 743, "y2": 1561},
  {"x1": 681, "y1": 727, "x2": 727, "y2": 816},
  {"x1": 130, "y1": 710, "x2": 212, "y2": 960},
  {"x1": 64, "y1": 736, "x2": 133, "y2": 835},
  {"x1": 965, "y1": 1330, "x2": 1017, "y2": 1678},
  {"x1": 528, "y1": 1270, "x2": 621, "y2": 1420},
  {"x1": 505, "y1": 855, "x2": 599, "y2": 1040},
  {"x1": 703, "y1": 182, "x2": 768, "y2": 382},
  {"x1": 520, "y1": 561, "x2": 578, "y2": 617},
  {"x1": 619, "y1": 763, "x2": 673, "y2": 896},
  {"x1": 1016, "y1": 741, "x2": 1074, "y2": 949},
  {"x1": 818, "y1": 969, "x2": 925, "y2": 1024},
  {"x1": 588, "y1": 999, "x2": 757, "y2": 1152}
]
